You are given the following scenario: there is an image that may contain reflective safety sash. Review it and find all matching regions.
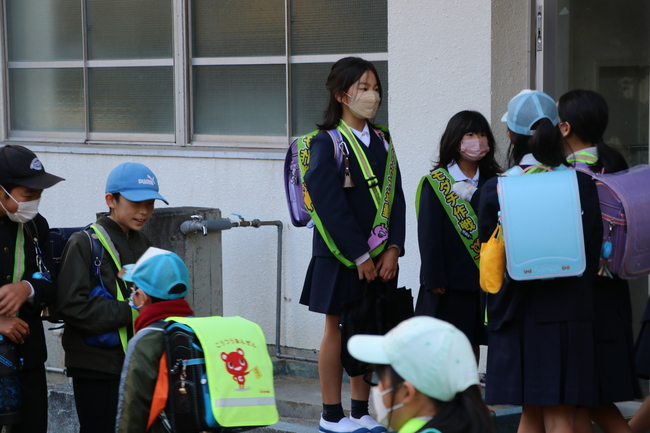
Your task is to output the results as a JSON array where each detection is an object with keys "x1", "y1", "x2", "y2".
[
  {"x1": 567, "y1": 150, "x2": 598, "y2": 166},
  {"x1": 165, "y1": 316, "x2": 278, "y2": 427},
  {"x1": 89, "y1": 225, "x2": 137, "y2": 354},
  {"x1": 298, "y1": 122, "x2": 398, "y2": 268},
  {"x1": 416, "y1": 169, "x2": 480, "y2": 268},
  {"x1": 10, "y1": 224, "x2": 26, "y2": 318},
  {"x1": 13, "y1": 223, "x2": 25, "y2": 283},
  {"x1": 337, "y1": 120, "x2": 383, "y2": 208}
]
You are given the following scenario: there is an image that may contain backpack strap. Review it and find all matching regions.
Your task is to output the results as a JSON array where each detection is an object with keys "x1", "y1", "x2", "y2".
[
  {"x1": 504, "y1": 164, "x2": 553, "y2": 176},
  {"x1": 89, "y1": 223, "x2": 122, "y2": 268},
  {"x1": 83, "y1": 228, "x2": 105, "y2": 286},
  {"x1": 327, "y1": 129, "x2": 350, "y2": 186}
]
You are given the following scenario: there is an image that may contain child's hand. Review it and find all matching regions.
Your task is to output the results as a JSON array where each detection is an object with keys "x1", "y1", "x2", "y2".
[
  {"x1": 0, "y1": 282, "x2": 32, "y2": 316},
  {"x1": 0, "y1": 315, "x2": 29, "y2": 344},
  {"x1": 375, "y1": 247, "x2": 399, "y2": 282},
  {"x1": 357, "y1": 258, "x2": 378, "y2": 282}
]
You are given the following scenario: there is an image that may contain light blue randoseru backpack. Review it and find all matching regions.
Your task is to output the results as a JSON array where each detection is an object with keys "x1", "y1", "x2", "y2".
[{"x1": 497, "y1": 166, "x2": 585, "y2": 280}]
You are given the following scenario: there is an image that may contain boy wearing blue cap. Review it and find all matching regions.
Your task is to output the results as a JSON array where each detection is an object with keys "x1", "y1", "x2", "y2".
[
  {"x1": 57, "y1": 162, "x2": 168, "y2": 433},
  {"x1": 0, "y1": 145, "x2": 64, "y2": 433},
  {"x1": 115, "y1": 247, "x2": 194, "y2": 433}
]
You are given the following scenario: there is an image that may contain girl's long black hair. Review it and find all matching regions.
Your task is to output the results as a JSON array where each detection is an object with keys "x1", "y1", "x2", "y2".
[
  {"x1": 435, "y1": 110, "x2": 501, "y2": 177},
  {"x1": 507, "y1": 118, "x2": 567, "y2": 168},
  {"x1": 374, "y1": 365, "x2": 494, "y2": 433},
  {"x1": 558, "y1": 89, "x2": 628, "y2": 173},
  {"x1": 318, "y1": 57, "x2": 382, "y2": 131}
]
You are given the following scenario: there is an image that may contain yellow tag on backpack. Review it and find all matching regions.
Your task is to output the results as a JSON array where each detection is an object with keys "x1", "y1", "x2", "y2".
[{"x1": 163, "y1": 316, "x2": 278, "y2": 431}]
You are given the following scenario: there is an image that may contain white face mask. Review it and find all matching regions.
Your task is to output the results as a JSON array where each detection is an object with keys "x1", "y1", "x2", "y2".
[
  {"x1": 371, "y1": 385, "x2": 404, "y2": 428},
  {"x1": 129, "y1": 288, "x2": 145, "y2": 310},
  {"x1": 0, "y1": 187, "x2": 40, "y2": 223}
]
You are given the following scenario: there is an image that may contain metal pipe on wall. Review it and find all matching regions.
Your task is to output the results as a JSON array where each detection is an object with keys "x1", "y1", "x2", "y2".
[{"x1": 179, "y1": 216, "x2": 317, "y2": 363}]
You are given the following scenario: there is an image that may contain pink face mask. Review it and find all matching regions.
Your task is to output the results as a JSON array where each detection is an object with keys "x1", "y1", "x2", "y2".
[{"x1": 460, "y1": 138, "x2": 489, "y2": 161}]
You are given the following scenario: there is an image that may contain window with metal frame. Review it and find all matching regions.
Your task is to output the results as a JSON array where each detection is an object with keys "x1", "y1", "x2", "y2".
[{"x1": 2, "y1": 0, "x2": 388, "y2": 151}]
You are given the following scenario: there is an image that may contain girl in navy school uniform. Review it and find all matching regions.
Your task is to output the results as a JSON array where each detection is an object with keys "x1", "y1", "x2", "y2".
[
  {"x1": 477, "y1": 90, "x2": 602, "y2": 433},
  {"x1": 559, "y1": 89, "x2": 641, "y2": 433},
  {"x1": 299, "y1": 57, "x2": 406, "y2": 433},
  {"x1": 415, "y1": 110, "x2": 501, "y2": 363}
]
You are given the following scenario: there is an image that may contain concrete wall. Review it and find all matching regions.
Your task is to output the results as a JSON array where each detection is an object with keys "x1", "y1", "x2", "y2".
[
  {"x1": 32, "y1": 0, "x2": 532, "y2": 363},
  {"x1": 388, "y1": 0, "x2": 492, "y2": 305},
  {"x1": 37, "y1": 152, "x2": 317, "y2": 352}
]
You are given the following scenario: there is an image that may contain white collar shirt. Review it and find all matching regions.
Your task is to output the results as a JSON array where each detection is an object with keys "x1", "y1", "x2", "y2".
[
  {"x1": 447, "y1": 161, "x2": 480, "y2": 188},
  {"x1": 350, "y1": 123, "x2": 371, "y2": 147}
]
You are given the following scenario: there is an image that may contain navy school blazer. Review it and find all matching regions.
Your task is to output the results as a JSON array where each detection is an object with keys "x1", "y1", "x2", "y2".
[{"x1": 303, "y1": 127, "x2": 406, "y2": 263}]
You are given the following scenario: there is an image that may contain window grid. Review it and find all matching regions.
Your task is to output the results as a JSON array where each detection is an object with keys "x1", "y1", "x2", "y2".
[{"x1": 2, "y1": 0, "x2": 388, "y2": 152}]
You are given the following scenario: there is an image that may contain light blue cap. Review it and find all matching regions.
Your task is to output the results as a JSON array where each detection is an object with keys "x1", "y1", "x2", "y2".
[
  {"x1": 348, "y1": 316, "x2": 479, "y2": 402},
  {"x1": 105, "y1": 162, "x2": 168, "y2": 204},
  {"x1": 501, "y1": 89, "x2": 559, "y2": 136},
  {"x1": 122, "y1": 247, "x2": 189, "y2": 300}
]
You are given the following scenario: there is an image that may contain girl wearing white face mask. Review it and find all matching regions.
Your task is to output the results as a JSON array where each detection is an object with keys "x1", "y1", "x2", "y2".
[
  {"x1": 414, "y1": 111, "x2": 501, "y2": 366},
  {"x1": 348, "y1": 316, "x2": 494, "y2": 433},
  {"x1": 298, "y1": 57, "x2": 406, "y2": 433}
]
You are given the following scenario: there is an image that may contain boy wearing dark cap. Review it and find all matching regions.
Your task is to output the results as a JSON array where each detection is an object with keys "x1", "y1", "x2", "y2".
[
  {"x1": 57, "y1": 162, "x2": 168, "y2": 433},
  {"x1": 115, "y1": 247, "x2": 194, "y2": 433},
  {"x1": 0, "y1": 144, "x2": 64, "y2": 433}
]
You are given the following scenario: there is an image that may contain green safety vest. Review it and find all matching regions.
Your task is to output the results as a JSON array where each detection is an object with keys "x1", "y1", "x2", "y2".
[
  {"x1": 415, "y1": 168, "x2": 481, "y2": 268},
  {"x1": 90, "y1": 224, "x2": 138, "y2": 354},
  {"x1": 298, "y1": 120, "x2": 398, "y2": 268}
]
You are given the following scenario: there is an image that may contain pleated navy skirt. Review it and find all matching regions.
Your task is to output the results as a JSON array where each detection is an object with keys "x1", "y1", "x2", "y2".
[
  {"x1": 415, "y1": 287, "x2": 487, "y2": 346},
  {"x1": 300, "y1": 256, "x2": 397, "y2": 316},
  {"x1": 485, "y1": 311, "x2": 597, "y2": 407}
]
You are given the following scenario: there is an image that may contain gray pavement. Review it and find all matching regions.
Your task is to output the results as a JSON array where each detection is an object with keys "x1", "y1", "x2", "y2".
[{"x1": 43, "y1": 358, "x2": 643, "y2": 433}]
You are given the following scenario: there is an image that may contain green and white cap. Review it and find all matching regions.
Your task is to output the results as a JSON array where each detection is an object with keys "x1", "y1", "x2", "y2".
[{"x1": 347, "y1": 316, "x2": 479, "y2": 402}]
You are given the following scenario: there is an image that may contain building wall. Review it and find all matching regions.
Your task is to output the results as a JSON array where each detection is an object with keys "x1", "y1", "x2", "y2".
[{"x1": 34, "y1": 0, "x2": 530, "y2": 354}]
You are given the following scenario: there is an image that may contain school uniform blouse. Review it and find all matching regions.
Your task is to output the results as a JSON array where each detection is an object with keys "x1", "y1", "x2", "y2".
[
  {"x1": 304, "y1": 125, "x2": 406, "y2": 263},
  {"x1": 477, "y1": 157, "x2": 602, "y2": 331}
]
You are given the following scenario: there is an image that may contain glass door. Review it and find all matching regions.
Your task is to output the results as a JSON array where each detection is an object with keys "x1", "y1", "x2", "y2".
[
  {"x1": 537, "y1": 0, "x2": 649, "y2": 165},
  {"x1": 537, "y1": 0, "x2": 649, "y2": 337}
]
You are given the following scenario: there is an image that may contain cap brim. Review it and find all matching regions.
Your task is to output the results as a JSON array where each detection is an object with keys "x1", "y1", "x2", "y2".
[
  {"x1": 121, "y1": 264, "x2": 136, "y2": 282},
  {"x1": 500, "y1": 112, "x2": 508, "y2": 123},
  {"x1": 347, "y1": 334, "x2": 390, "y2": 365},
  {"x1": 120, "y1": 190, "x2": 169, "y2": 205},
  {"x1": 13, "y1": 172, "x2": 65, "y2": 190}
]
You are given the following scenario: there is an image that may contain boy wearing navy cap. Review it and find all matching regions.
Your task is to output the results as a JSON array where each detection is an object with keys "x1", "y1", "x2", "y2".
[
  {"x1": 0, "y1": 144, "x2": 64, "y2": 433},
  {"x1": 57, "y1": 162, "x2": 168, "y2": 433}
]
